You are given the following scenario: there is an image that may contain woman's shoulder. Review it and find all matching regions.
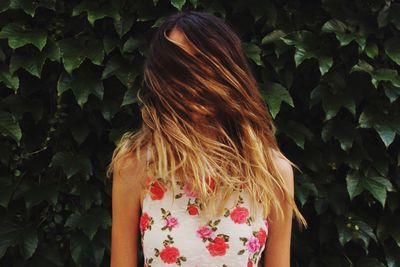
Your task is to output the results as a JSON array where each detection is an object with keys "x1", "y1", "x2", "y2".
[
  {"x1": 269, "y1": 148, "x2": 295, "y2": 202},
  {"x1": 111, "y1": 145, "x2": 149, "y2": 205}
]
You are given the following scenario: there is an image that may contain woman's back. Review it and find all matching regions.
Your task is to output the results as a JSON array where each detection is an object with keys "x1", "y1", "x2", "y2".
[{"x1": 140, "y1": 147, "x2": 269, "y2": 267}]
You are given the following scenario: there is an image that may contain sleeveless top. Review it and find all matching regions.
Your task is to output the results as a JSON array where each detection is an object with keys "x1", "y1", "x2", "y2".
[{"x1": 139, "y1": 146, "x2": 269, "y2": 267}]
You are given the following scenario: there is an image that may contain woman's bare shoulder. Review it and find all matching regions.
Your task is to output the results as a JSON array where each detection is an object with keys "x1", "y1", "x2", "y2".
[
  {"x1": 111, "y1": 146, "x2": 149, "y2": 204},
  {"x1": 270, "y1": 148, "x2": 294, "y2": 197}
]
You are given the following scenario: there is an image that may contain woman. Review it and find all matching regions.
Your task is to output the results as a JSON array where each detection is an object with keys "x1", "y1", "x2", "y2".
[{"x1": 107, "y1": 10, "x2": 307, "y2": 267}]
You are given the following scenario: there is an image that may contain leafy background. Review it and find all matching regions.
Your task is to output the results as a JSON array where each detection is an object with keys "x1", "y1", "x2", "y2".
[{"x1": 0, "y1": 0, "x2": 399, "y2": 266}]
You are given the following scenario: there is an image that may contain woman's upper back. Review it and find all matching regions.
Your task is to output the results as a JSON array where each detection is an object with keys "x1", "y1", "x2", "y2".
[{"x1": 139, "y1": 146, "x2": 269, "y2": 266}]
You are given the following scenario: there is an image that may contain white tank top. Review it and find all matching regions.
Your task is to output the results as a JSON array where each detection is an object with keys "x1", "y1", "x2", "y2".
[{"x1": 140, "y1": 146, "x2": 269, "y2": 267}]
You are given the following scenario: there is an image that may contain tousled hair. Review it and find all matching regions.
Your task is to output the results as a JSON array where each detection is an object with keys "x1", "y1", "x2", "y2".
[{"x1": 107, "y1": 10, "x2": 307, "y2": 229}]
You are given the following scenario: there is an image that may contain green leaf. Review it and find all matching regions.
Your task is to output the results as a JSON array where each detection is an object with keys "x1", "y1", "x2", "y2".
[
  {"x1": 355, "y1": 37, "x2": 366, "y2": 51},
  {"x1": 57, "y1": 67, "x2": 104, "y2": 108},
  {"x1": 69, "y1": 232, "x2": 90, "y2": 265},
  {"x1": 0, "y1": 222, "x2": 22, "y2": 258},
  {"x1": 23, "y1": 183, "x2": 59, "y2": 209},
  {"x1": 121, "y1": 89, "x2": 138, "y2": 106},
  {"x1": 44, "y1": 38, "x2": 61, "y2": 62},
  {"x1": 384, "y1": 37, "x2": 400, "y2": 65},
  {"x1": 363, "y1": 176, "x2": 393, "y2": 208},
  {"x1": 152, "y1": 16, "x2": 167, "y2": 28},
  {"x1": 70, "y1": 182, "x2": 101, "y2": 210},
  {"x1": 359, "y1": 106, "x2": 400, "y2": 147},
  {"x1": 0, "y1": 110, "x2": 22, "y2": 145},
  {"x1": 310, "y1": 84, "x2": 355, "y2": 121},
  {"x1": 279, "y1": 120, "x2": 314, "y2": 149},
  {"x1": 113, "y1": 14, "x2": 135, "y2": 38},
  {"x1": 321, "y1": 19, "x2": 347, "y2": 33},
  {"x1": 318, "y1": 55, "x2": 333, "y2": 76},
  {"x1": 281, "y1": 30, "x2": 318, "y2": 51},
  {"x1": 122, "y1": 36, "x2": 147, "y2": 54},
  {"x1": 0, "y1": 66, "x2": 19, "y2": 91},
  {"x1": 100, "y1": 98, "x2": 120, "y2": 121},
  {"x1": 353, "y1": 219, "x2": 378, "y2": 249},
  {"x1": 243, "y1": 42, "x2": 263, "y2": 66},
  {"x1": 335, "y1": 217, "x2": 353, "y2": 246},
  {"x1": 282, "y1": 31, "x2": 332, "y2": 74},
  {"x1": 374, "y1": 123, "x2": 396, "y2": 147},
  {"x1": 0, "y1": 0, "x2": 10, "y2": 13},
  {"x1": 65, "y1": 208, "x2": 111, "y2": 240},
  {"x1": 10, "y1": 50, "x2": 46, "y2": 78},
  {"x1": 294, "y1": 48, "x2": 313, "y2": 67},
  {"x1": 0, "y1": 222, "x2": 38, "y2": 259},
  {"x1": 374, "y1": 68, "x2": 400, "y2": 87},
  {"x1": 103, "y1": 35, "x2": 121, "y2": 54},
  {"x1": 0, "y1": 23, "x2": 47, "y2": 50},
  {"x1": 365, "y1": 41, "x2": 379, "y2": 59},
  {"x1": 260, "y1": 82, "x2": 294, "y2": 118},
  {"x1": 351, "y1": 59, "x2": 400, "y2": 89},
  {"x1": 8, "y1": 0, "x2": 55, "y2": 16},
  {"x1": 346, "y1": 170, "x2": 394, "y2": 207},
  {"x1": 171, "y1": 0, "x2": 186, "y2": 10},
  {"x1": 346, "y1": 171, "x2": 364, "y2": 200},
  {"x1": 294, "y1": 174, "x2": 318, "y2": 206},
  {"x1": 58, "y1": 38, "x2": 104, "y2": 74},
  {"x1": 102, "y1": 56, "x2": 141, "y2": 88},
  {"x1": 261, "y1": 30, "x2": 286, "y2": 44},
  {"x1": 19, "y1": 227, "x2": 38, "y2": 260},
  {"x1": 336, "y1": 215, "x2": 377, "y2": 252},
  {"x1": 321, "y1": 119, "x2": 357, "y2": 151},
  {"x1": 383, "y1": 82, "x2": 400, "y2": 103},
  {"x1": 50, "y1": 151, "x2": 93, "y2": 179},
  {"x1": 72, "y1": 1, "x2": 119, "y2": 25}
]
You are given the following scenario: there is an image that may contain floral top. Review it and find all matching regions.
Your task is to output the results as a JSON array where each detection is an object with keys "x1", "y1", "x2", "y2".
[{"x1": 139, "y1": 147, "x2": 269, "y2": 267}]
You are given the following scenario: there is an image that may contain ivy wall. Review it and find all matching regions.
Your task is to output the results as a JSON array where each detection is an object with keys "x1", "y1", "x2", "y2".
[{"x1": 0, "y1": 0, "x2": 399, "y2": 266}]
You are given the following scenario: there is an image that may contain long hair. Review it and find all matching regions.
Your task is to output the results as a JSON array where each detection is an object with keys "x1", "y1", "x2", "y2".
[{"x1": 107, "y1": 10, "x2": 307, "y2": 229}]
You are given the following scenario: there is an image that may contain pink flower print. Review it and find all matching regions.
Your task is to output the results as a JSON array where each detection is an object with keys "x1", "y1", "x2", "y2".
[
  {"x1": 183, "y1": 183, "x2": 198, "y2": 198},
  {"x1": 245, "y1": 236, "x2": 261, "y2": 253},
  {"x1": 196, "y1": 225, "x2": 214, "y2": 239},
  {"x1": 230, "y1": 206, "x2": 249, "y2": 224},
  {"x1": 164, "y1": 216, "x2": 179, "y2": 229}
]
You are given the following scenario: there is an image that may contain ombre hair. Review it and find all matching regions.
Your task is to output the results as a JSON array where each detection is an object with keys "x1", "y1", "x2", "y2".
[{"x1": 107, "y1": 10, "x2": 307, "y2": 229}]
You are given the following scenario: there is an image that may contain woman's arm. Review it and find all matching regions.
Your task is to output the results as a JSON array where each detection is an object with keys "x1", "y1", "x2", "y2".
[
  {"x1": 263, "y1": 154, "x2": 295, "y2": 267},
  {"x1": 110, "y1": 152, "x2": 145, "y2": 267}
]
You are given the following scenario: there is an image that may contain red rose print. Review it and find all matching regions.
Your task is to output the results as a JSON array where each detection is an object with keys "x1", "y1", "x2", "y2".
[
  {"x1": 230, "y1": 206, "x2": 249, "y2": 224},
  {"x1": 187, "y1": 204, "x2": 199, "y2": 215},
  {"x1": 247, "y1": 260, "x2": 253, "y2": 267},
  {"x1": 150, "y1": 180, "x2": 166, "y2": 200},
  {"x1": 205, "y1": 176, "x2": 216, "y2": 191},
  {"x1": 139, "y1": 212, "x2": 150, "y2": 231},
  {"x1": 257, "y1": 227, "x2": 267, "y2": 245},
  {"x1": 206, "y1": 236, "x2": 229, "y2": 256},
  {"x1": 159, "y1": 246, "x2": 180, "y2": 264}
]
